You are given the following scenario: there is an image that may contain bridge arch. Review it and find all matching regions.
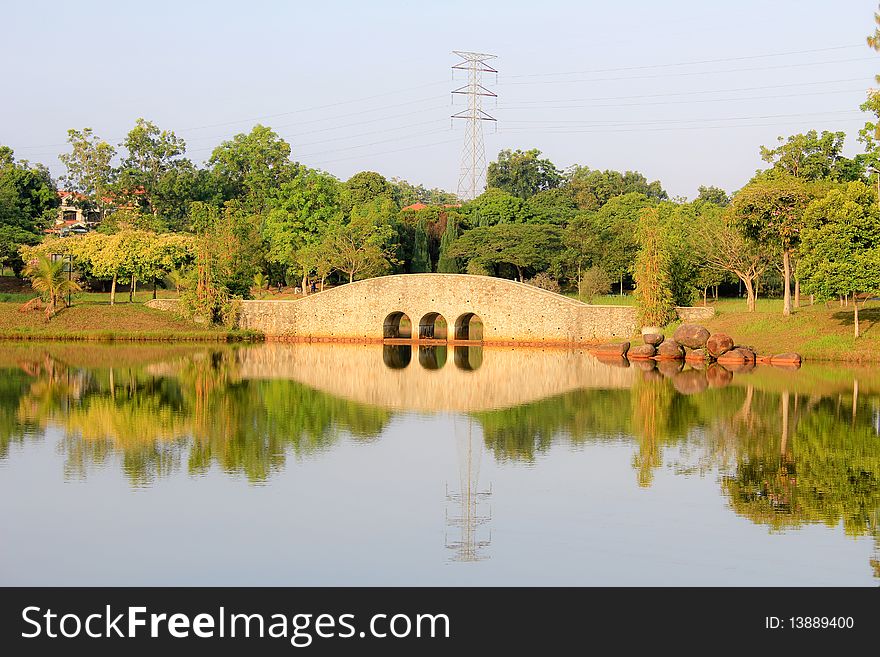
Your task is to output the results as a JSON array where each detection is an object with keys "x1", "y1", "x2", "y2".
[
  {"x1": 454, "y1": 312, "x2": 483, "y2": 341},
  {"x1": 383, "y1": 311, "x2": 412, "y2": 339},
  {"x1": 418, "y1": 312, "x2": 448, "y2": 340}
]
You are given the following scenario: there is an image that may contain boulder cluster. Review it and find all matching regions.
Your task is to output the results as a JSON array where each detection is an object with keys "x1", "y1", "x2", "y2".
[{"x1": 592, "y1": 324, "x2": 803, "y2": 373}]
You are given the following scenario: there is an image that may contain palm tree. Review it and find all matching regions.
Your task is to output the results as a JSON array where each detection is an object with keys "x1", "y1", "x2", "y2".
[{"x1": 24, "y1": 254, "x2": 82, "y2": 320}]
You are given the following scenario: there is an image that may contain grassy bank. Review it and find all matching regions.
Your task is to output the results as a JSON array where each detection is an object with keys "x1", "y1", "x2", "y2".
[
  {"x1": 0, "y1": 301, "x2": 262, "y2": 342},
  {"x1": 682, "y1": 298, "x2": 880, "y2": 362}
]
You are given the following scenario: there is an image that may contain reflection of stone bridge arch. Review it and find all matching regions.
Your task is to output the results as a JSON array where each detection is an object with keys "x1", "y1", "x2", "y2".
[{"x1": 232, "y1": 274, "x2": 664, "y2": 344}]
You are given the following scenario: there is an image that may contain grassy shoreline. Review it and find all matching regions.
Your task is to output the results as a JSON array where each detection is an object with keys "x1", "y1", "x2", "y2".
[
  {"x1": 0, "y1": 300, "x2": 262, "y2": 343},
  {"x1": 2, "y1": 293, "x2": 879, "y2": 361}
]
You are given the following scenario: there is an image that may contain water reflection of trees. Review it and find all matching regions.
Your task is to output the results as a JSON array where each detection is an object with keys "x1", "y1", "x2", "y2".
[
  {"x1": 1, "y1": 350, "x2": 878, "y2": 576},
  {"x1": 3, "y1": 351, "x2": 390, "y2": 485}
]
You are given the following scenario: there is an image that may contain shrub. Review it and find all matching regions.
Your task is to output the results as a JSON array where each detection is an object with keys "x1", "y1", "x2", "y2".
[
  {"x1": 579, "y1": 266, "x2": 611, "y2": 302},
  {"x1": 526, "y1": 272, "x2": 561, "y2": 293}
]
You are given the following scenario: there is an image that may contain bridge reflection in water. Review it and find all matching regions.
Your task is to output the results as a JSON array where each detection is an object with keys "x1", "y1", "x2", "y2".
[{"x1": 2, "y1": 341, "x2": 878, "y2": 581}]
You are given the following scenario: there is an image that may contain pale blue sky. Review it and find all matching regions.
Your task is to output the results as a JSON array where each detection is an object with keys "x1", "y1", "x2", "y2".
[{"x1": 2, "y1": 0, "x2": 878, "y2": 198}]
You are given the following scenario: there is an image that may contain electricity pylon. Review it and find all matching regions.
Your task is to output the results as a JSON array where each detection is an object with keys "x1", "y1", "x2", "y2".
[
  {"x1": 451, "y1": 51, "x2": 497, "y2": 201},
  {"x1": 445, "y1": 417, "x2": 492, "y2": 562}
]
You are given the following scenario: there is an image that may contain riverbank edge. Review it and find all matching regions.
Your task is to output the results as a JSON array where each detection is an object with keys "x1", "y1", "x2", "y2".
[
  {"x1": 0, "y1": 330, "x2": 265, "y2": 343},
  {"x1": 1, "y1": 331, "x2": 871, "y2": 363}
]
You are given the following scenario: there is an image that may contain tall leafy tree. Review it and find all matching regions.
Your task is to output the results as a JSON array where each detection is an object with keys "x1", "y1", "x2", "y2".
[
  {"x1": 461, "y1": 187, "x2": 530, "y2": 226},
  {"x1": 446, "y1": 223, "x2": 562, "y2": 281},
  {"x1": 345, "y1": 171, "x2": 393, "y2": 207},
  {"x1": 436, "y1": 213, "x2": 461, "y2": 274},
  {"x1": 759, "y1": 130, "x2": 862, "y2": 182},
  {"x1": 525, "y1": 188, "x2": 577, "y2": 225},
  {"x1": 732, "y1": 175, "x2": 818, "y2": 316},
  {"x1": 634, "y1": 207, "x2": 674, "y2": 327},
  {"x1": 411, "y1": 217, "x2": 430, "y2": 273},
  {"x1": 486, "y1": 148, "x2": 562, "y2": 199},
  {"x1": 263, "y1": 169, "x2": 343, "y2": 292},
  {"x1": 325, "y1": 206, "x2": 396, "y2": 284},
  {"x1": 0, "y1": 147, "x2": 58, "y2": 273},
  {"x1": 698, "y1": 206, "x2": 769, "y2": 312},
  {"x1": 696, "y1": 185, "x2": 730, "y2": 206},
  {"x1": 116, "y1": 118, "x2": 187, "y2": 218},
  {"x1": 389, "y1": 177, "x2": 457, "y2": 207},
  {"x1": 58, "y1": 128, "x2": 116, "y2": 215},
  {"x1": 800, "y1": 181, "x2": 880, "y2": 337},
  {"x1": 208, "y1": 125, "x2": 297, "y2": 212},
  {"x1": 565, "y1": 166, "x2": 667, "y2": 211}
]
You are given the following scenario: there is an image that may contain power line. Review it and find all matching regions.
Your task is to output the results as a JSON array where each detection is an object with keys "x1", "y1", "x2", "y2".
[
  {"x1": 297, "y1": 127, "x2": 452, "y2": 159},
  {"x1": 505, "y1": 43, "x2": 864, "y2": 79},
  {"x1": 498, "y1": 87, "x2": 867, "y2": 112},
  {"x1": 499, "y1": 57, "x2": 876, "y2": 85},
  {"x1": 307, "y1": 136, "x2": 460, "y2": 167},
  {"x1": 493, "y1": 77, "x2": 868, "y2": 105}
]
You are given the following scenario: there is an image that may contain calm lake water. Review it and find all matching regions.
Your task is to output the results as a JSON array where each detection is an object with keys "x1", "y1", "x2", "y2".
[{"x1": 1, "y1": 341, "x2": 878, "y2": 586}]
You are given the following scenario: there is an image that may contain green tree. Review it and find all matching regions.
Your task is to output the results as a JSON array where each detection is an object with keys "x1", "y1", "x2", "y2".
[
  {"x1": 208, "y1": 125, "x2": 297, "y2": 212},
  {"x1": 564, "y1": 166, "x2": 667, "y2": 211},
  {"x1": 460, "y1": 187, "x2": 530, "y2": 226},
  {"x1": 634, "y1": 207, "x2": 674, "y2": 327},
  {"x1": 592, "y1": 192, "x2": 654, "y2": 294},
  {"x1": 446, "y1": 223, "x2": 562, "y2": 281},
  {"x1": 326, "y1": 204, "x2": 396, "y2": 283},
  {"x1": 436, "y1": 212, "x2": 461, "y2": 274},
  {"x1": 389, "y1": 177, "x2": 457, "y2": 206},
  {"x1": 698, "y1": 206, "x2": 768, "y2": 311},
  {"x1": 58, "y1": 128, "x2": 116, "y2": 216},
  {"x1": 486, "y1": 148, "x2": 562, "y2": 199},
  {"x1": 696, "y1": 185, "x2": 730, "y2": 206},
  {"x1": 732, "y1": 175, "x2": 818, "y2": 316},
  {"x1": 525, "y1": 188, "x2": 577, "y2": 225},
  {"x1": 345, "y1": 171, "x2": 393, "y2": 207},
  {"x1": 411, "y1": 217, "x2": 430, "y2": 273},
  {"x1": 0, "y1": 148, "x2": 58, "y2": 274},
  {"x1": 116, "y1": 118, "x2": 187, "y2": 219},
  {"x1": 759, "y1": 130, "x2": 862, "y2": 182},
  {"x1": 263, "y1": 169, "x2": 343, "y2": 293},
  {"x1": 800, "y1": 181, "x2": 880, "y2": 337}
]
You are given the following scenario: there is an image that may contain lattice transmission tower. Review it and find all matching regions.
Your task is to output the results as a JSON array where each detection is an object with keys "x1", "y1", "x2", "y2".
[{"x1": 451, "y1": 51, "x2": 497, "y2": 201}]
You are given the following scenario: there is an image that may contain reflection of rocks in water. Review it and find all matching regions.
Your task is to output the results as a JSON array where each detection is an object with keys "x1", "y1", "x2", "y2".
[
  {"x1": 720, "y1": 360, "x2": 755, "y2": 375},
  {"x1": 706, "y1": 363, "x2": 733, "y2": 388},
  {"x1": 419, "y1": 345, "x2": 448, "y2": 370},
  {"x1": 672, "y1": 369, "x2": 709, "y2": 395},
  {"x1": 593, "y1": 355, "x2": 630, "y2": 369},
  {"x1": 657, "y1": 360, "x2": 684, "y2": 378},
  {"x1": 454, "y1": 345, "x2": 483, "y2": 372},
  {"x1": 632, "y1": 360, "x2": 657, "y2": 372},
  {"x1": 383, "y1": 344, "x2": 412, "y2": 369},
  {"x1": 640, "y1": 365, "x2": 664, "y2": 382}
]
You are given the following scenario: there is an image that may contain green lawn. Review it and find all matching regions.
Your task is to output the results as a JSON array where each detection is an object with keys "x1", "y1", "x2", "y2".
[
  {"x1": 0, "y1": 296, "x2": 260, "y2": 342},
  {"x1": 692, "y1": 297, "x2": 880, "y2": 362},
  {"x1": 565, "y1": 293, "x2": 637, "y2": 306}
]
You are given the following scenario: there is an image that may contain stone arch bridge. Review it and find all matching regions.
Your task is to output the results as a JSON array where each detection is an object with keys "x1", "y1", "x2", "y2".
[{"x1": 148, "y1": 274, "x2": 712, "y2": 344}]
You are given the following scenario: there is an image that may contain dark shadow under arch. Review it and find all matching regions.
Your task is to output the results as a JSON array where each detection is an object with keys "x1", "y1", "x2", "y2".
[
  {"x1": 454, "y1": 313, "x2": 484, "y2": 341},
  {"x1": 454, "y1": 345, "x2": 483, "y2": 371},
  {"x1": 383, "y1": 344, "x2": 412, "y2": 369},
  {"x1": 419, "y1": 312, "x2": 448, "y2": 340},
  {"x1": 384, "y1": 311, "x2": 412, "y2": 339},
  {"x1": 419, "y1": 345, "x2": 447, "y2": 370}
]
